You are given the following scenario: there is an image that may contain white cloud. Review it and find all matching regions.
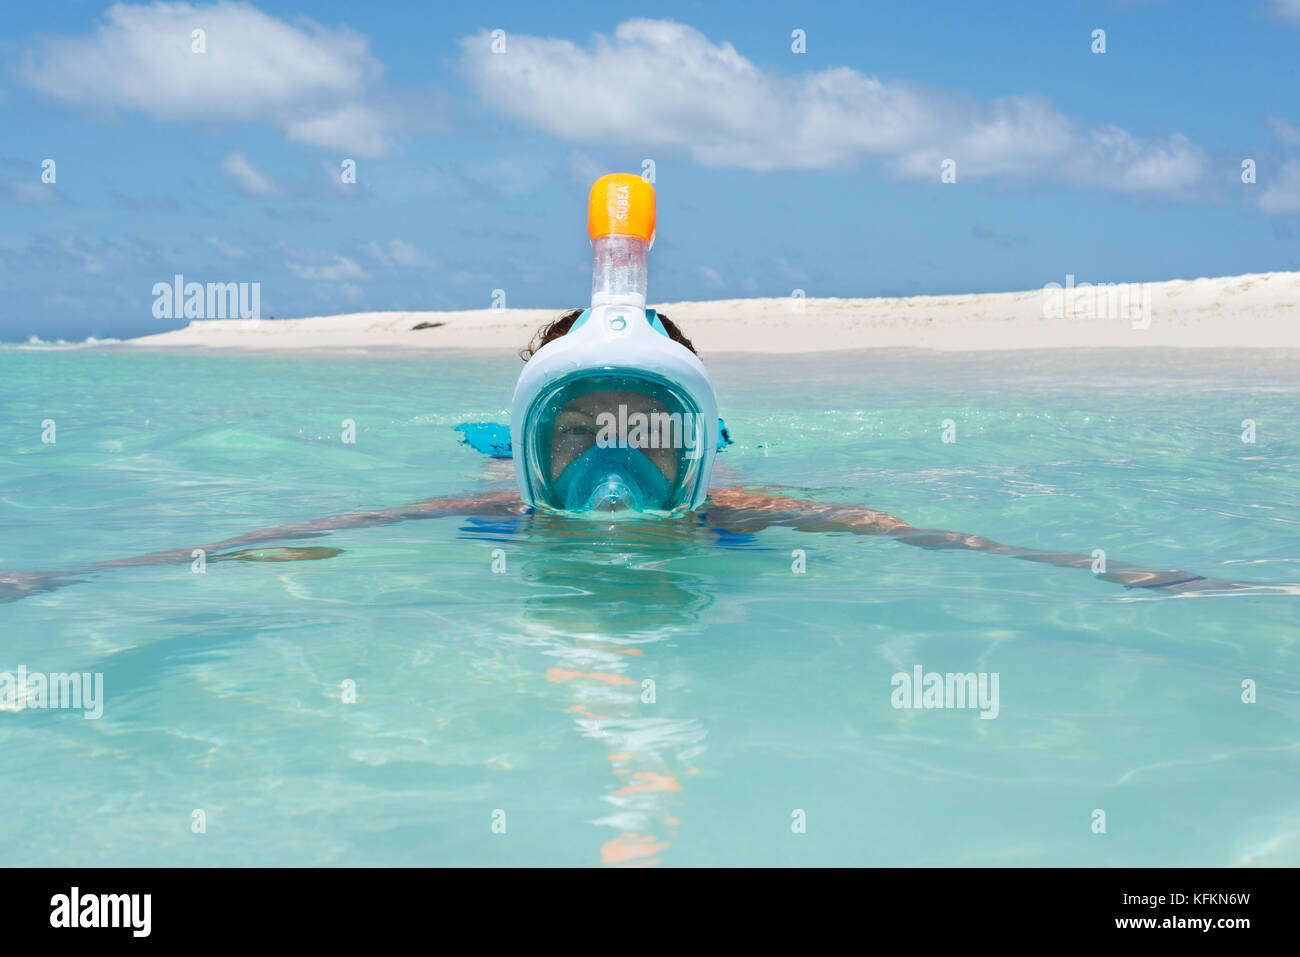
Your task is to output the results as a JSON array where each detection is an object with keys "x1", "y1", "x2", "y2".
[
  {"x1": 1264, "y1": 0, "x2": 1300, "y2": 24},
  {"x1": 285, "y1": 102, "x2": 410, "y2": 156},
  {"x1": 699, "y1": 266, "x2": 724, "y2": 287},
  {"x1": 386, "y1": 239, "x2": 437, "y2": 268},
  {"x1": 1064, "y1": 128, "x2": 1205, "y2": 192},
  {"x1": 287, "y1": 256, "x2": 363, "y2": 281},
  {"x1": 7, "y1": 181, "x2": 61, "y2": 204},
  {"x1": 359, "y1": 241, "x2": 389, "y2": 266},
  {"x1": 17, "y1": 1, "x2": 433, "y2": 155},
  {"x1": 221, "y1": 151, "x2": 276, "y2": 196},
  {"x1": 1259, "y1": 159, "x2": 1300, "y2": 214},
  {"x1": 1267, "y1": 116, "x2": 1300, "y2": 146},
  {"x1": 60, "y1": 237, "x2": 113, "y2": 275},
  {"x1": 0, "y1": 235, "x2": 141, "y2": 276},
  {"x1": 1255, "y1": 117, "x2": 1300, "y2": 214},
  {"x1": 567, "y1": 151, "x2": 608, "y2": 185},
  {"x1": 361, "y1": 239, "x2": 437, "y2": 268},
  {"x1": 282, "y1": 245, "x2": 365, "y2": 281},
  {"x1": 203, "y1": 234, "x2": 247, "y2": 259},
  {"x1": 458, "y1": 19, "x2": 1208, "y2": 195}
]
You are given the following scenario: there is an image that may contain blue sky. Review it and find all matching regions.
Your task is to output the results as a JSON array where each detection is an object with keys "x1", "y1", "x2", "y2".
[{"x1": 2, "y1": 0, "x2": 1299, "y2": 341}]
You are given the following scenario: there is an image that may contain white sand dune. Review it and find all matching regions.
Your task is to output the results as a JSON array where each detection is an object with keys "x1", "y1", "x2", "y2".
[{"x1": 119, "y1": 271, "x2": 1300, "y2": 354}]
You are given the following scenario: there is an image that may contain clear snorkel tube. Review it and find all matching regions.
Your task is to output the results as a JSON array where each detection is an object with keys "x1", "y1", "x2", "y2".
[{"x1": 591, "y1": 235, "x2": 649, "y2": 310}]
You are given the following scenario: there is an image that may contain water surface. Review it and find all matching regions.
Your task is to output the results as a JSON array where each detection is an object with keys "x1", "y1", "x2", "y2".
[{"x1": 1, "y1": 346, "x2": 1297, "y2": 866}]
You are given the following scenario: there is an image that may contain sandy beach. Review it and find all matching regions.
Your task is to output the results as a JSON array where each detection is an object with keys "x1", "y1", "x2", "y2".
[{"x1": 117, "y1": 271, "x2": 1300, "y2": 354}]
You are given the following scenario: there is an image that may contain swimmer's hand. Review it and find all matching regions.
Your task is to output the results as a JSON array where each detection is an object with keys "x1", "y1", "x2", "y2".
[
  {"x1": 209, "y1": 547, "x2": 344, "y2": 563},
  {"x1": 0, "y1": 571, "x2": 85, "y2": 604}
]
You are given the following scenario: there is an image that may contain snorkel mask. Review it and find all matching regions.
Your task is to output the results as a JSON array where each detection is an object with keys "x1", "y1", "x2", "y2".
[{"x1": 511, "y1": 174, "x2": 719, "y2": 516}]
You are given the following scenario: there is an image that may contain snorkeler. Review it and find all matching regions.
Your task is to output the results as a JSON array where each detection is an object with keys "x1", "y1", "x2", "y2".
[{"x1": 0, "y1": 174, "x2": 1268, "y2": 600}]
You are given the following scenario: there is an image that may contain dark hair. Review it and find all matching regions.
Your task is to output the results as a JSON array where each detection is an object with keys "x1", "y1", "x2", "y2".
[{"x1": 520, "y1": 308, "x2": 698, "y2": 361}]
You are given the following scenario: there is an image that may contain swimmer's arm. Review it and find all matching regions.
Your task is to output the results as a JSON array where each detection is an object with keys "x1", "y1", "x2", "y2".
[
  {"x1": 701, "y1": 488, "x2": 1247, "y2": 593},
  {"x1": 0, "y1": 492, "x2": 524, "y2": 598},
  {"x1": 91, "y1": 491, "x2": 526, "y2": 570}
]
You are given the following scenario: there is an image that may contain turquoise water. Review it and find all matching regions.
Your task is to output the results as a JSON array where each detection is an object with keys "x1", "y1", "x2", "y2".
[{"x1": 1, "y1": 346, "x2": 1297, "y2": 867}]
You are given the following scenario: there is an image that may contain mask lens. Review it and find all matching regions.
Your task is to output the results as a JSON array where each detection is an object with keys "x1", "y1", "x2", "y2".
[{"x1": 520, "y1": 371, "x2": 708, "y2": 513}]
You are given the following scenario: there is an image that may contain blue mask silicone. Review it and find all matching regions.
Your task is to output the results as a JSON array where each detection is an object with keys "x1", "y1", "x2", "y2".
[{"x1": 551, "y1": 443, "x2": 673, "y2": 512}]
